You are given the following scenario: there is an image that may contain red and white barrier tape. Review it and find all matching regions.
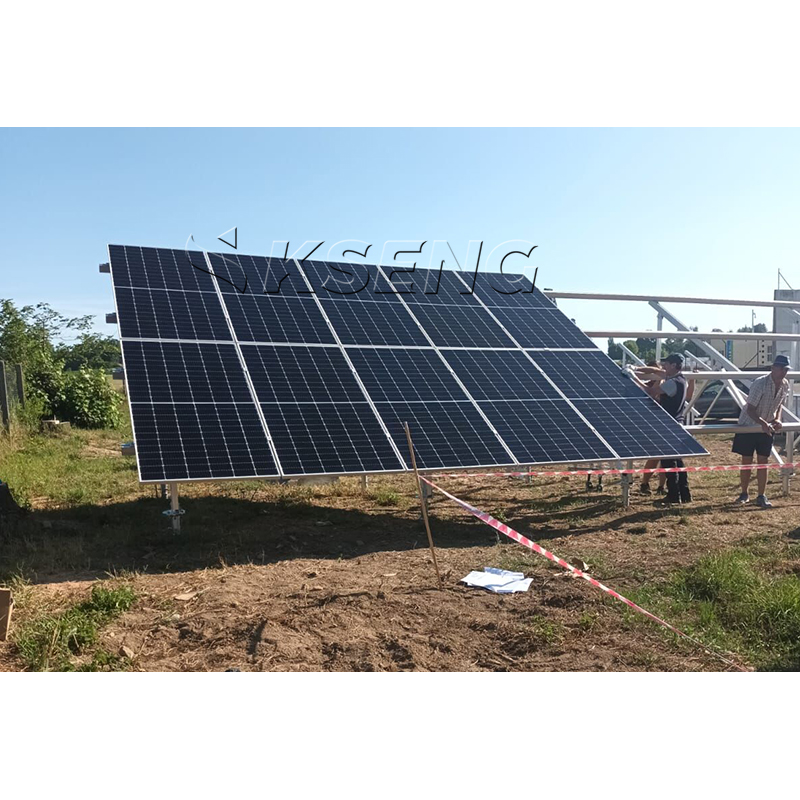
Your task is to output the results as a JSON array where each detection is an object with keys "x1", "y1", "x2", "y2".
[
  {"x1": 428, "y1": 462, "x2": 797, "y2": 479},
  {"x1": 420, "y1": 476, "x2": 747, "y2": 671}
]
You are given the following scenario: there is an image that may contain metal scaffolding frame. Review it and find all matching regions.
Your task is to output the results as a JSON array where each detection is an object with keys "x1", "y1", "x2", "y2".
[{"x1": 553, "y1": 289, "x2": 800, "y2": 499}]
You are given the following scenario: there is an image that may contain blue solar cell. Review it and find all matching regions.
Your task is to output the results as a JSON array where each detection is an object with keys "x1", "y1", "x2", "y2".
[
  {"x1": 206, "y1": 252, "x2": 309, "y2": 296},
  {"x1": 114, "y1": 286, "x2": 232, "y2": 341},
  {"x1": 529, "y1": 350, "x2": 646, "y2": 399},
  {"x1": 375, "y1": 402, "x2": 515, "y2": 469},
  {"x1": 320, "y1": 299, "x2": 429, "y2": 346},
  {"x1": 407, "y1": 304, "x2": 516, "y2": 348},
  {"x1": 123, "y1": 341, "x2": 251, "y2": 403},
  {"x1": 298, "y1": 261, "x2": 400, "y2": 302},
  {"x1": 398, "y1": 270, "x2": 482, "y2": 307},
  {"x1": 242, "y1": 344, "x2": 365, "y2": 404},
  {"x1": 571, "y1": 398, "x2": 708, "y2": 459},
  {"x1": 131, "y1": 403, "x2": 278, "y2": 482},
  {"x1": 467, "y1": 271, "x2": 554, "y2": 309},
  {"x1": 109, "y1": 245, "x2": 216, "y2": 292},
  {"x1": 442, "y1": 350, "x2": 561, "y2": 401},
  {"x1": 346, "y1": 347, "x2": 470, "y2": 403},
  {"x1": 488, "y1": 307, "x2": 595, "y2": 348},
  {"x1": 477, "y1": 400, "x2": 616, "y2": 464},
  {"x1": 262, "y1": 402, "x2": 403, "y2": 475},
  {"x1": 222, "y1": 294, "x2": 337, "y2": 344}
]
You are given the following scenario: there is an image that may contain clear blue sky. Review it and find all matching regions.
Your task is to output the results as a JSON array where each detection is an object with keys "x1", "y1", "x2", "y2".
[{"x1": 1, "y1": 128, "x2": 799, "y2": 343}]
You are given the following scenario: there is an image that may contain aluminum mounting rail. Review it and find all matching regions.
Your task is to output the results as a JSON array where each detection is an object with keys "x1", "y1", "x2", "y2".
[
  {"x1": 546, "y1": 292, "x2": 800, "y2": 308},
  {"x1": 587, "y1": 331, "x2": 800, "y2": 341}
]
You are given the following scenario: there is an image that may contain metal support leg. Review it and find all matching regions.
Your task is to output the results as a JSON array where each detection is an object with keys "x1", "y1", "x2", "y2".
[
  {"x1": 361, "y1": 474, "x2": 368, "y2": 491},
  {"x1": 168, "y1": 482, "x2": 182, "y2": 533},
  {"x1": 419, "y1": 475, "x2": 432, "y2": 519},
  {"x1": 782, "y1": 431, "x2": 794, "y2": 497},
  {"x1": 655, "y1": 314, "x2": 663, "y2": 363}
]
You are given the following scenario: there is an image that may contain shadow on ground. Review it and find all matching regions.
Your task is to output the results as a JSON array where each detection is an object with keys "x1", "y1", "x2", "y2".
[{"x1": 0, "y1": 493, "x2": 502, "y2": 583}]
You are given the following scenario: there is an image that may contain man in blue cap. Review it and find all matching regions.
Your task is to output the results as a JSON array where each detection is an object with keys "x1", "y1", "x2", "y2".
[{"x1": 732, "y1": 354, "x2": 791, "y2": 508}]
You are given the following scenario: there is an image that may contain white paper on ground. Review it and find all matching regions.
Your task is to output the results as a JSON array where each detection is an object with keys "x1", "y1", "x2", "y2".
[{"x1": 460, "y1": 567, "x2": 533, "y2": 594}]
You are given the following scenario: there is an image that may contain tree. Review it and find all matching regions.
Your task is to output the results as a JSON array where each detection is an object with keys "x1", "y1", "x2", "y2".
[
  {"x1": 635, "y1": 337, "x2": 656, "y2": 362},
  {"x1": 737, "y1": 323, "x2": 768, "y2": 333},
  {"x1": 0, "y1": 299, "x2": 121, "y2": 428},
  {"x1": 608, "y1": 339, "x2": 640, "y2": 360},
  {"x1": 56, "y1": 333, "x2": 121, "y2": 371}
]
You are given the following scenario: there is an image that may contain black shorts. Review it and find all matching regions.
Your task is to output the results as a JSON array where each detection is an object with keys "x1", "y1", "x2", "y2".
[{"x1": 732, "y1": 432, "x2": 773, "y2": 458}]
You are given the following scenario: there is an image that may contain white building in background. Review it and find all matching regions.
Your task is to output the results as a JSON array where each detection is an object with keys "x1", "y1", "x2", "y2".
[
  {"x1": 707, "y1": 337, "x2": 774, "y2": 370},
  {"x1": 774, "y1": 289, "x2": 800, "y2": 365}
]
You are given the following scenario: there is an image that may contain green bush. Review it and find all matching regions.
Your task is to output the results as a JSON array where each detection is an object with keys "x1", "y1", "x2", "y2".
[
  {"x1": 1, "y1": 299, "x2": 121, "y2": 428},
  {"x1": 11, "y1": 396, "x2": 49, "y2": 432},
  {"x1": 25, "y1": 349, "x2": 66, "y2": 416},
  {"x1": 58, "y1": 368, "x2": 122, "y2": 429}
]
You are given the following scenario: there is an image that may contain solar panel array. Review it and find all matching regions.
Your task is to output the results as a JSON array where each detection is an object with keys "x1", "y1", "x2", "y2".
[{"x1": 108, "y1": 245, "x2": 707, "y2": 482}]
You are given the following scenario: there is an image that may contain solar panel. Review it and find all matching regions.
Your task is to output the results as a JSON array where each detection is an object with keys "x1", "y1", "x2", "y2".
[
  {"x1": 107, "y1": 244, "x2": 707, "y2": 482},
  {"x1": 406, "y1": 304, "x2": 516, "y2": 348},
  {"x1": 222, "y1": 294, "x2": 337, "y2": 344},
  {"x1": 207, "y1": 252, "x2": 310, "y2": 296},
  {"x1": 242, "y1": 345, "x2": 366, "y2": 404},
  {"x1": 477, "y1": 400, "x2": 617, "y2": 464},
  {"x1": 487, "y1": 307, "x2": 596, "y2": 349},
  {"x1": 571, "y1": 398, "x2": 708, "y2": 459},
  {"x1": 123, "y1": 341, "x2": 252, "y2": 404},
  {"x1": 262, "y1": 402, "x2": 403, "y2": 475},
  {"x1": 114, "y1": 287, "x2": 232, "y2": 341},
  {"x1": 345, "y1": 348, "x2": 469, "y2": 403},
  {"x1": 373, "y1": 402, "x2": 515, "y2": 469},
  {"x1": 528, "y1": 350, "x2": 646, "y2": 399},
  {"x1": 401, "y1": 270, "x2": 483, "y2": 306},
  {"x1": 109, "y1": 245, "x2": 215, "y2": 292},
  {"x1": 320, "y1": 298, "x2": 429, "y2": 346},
  {"x1": 442, "y1": 350, "x2": 561, "y2": 402},
  {"x1": 298, "y1": 261, "x2": 395, "y2": 301},
  {"x1": 467, "y1": 272, "x2": 555, "y2": 309},
  {"x1": 131, "y1": 403, "x2": 278, "y2": 482}
]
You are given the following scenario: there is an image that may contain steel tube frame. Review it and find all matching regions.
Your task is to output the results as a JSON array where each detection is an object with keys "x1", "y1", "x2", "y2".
[
  {"x1": 545, "y1": 292, "x2": 800, "y2": 308},
  {"x1": 663, "y1": 370, "x2": 800, "y2": 381},
  {"x1": 591, "y1": 331, "x2": 800, "y2": 341}
]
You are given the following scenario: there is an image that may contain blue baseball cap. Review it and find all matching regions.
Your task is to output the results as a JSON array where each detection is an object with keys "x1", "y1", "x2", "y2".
[{"x1": 661, "y1": 353, "x2": 684, "y2": 367}]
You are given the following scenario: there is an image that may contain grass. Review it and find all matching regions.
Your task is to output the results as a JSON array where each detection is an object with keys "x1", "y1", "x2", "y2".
[
  {"x1": 2, "y1": 424, "x2": 800, "y2": 671},
  {"x1": 369, "y1": 488, "x2": 401, "y2": 506},
  {"x1": 577, "y1": 611, "x2": 600, "y2": 631},
  {"x1": 12, "y1": 582, "x2": 137, "y2": 671},
  {"x1": 0, "y1": 418, "x2": 136, "y2": 509},
  {"x1": 629, "y1": 549, "x2": 800, "y2": 670}
]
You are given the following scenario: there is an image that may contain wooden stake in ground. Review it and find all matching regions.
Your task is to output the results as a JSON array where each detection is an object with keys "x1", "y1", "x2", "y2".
[
  {"x1": 0, "y1": 588, "x2": 12, "y2": 642},
  {"x1": 404, "y1": 422, "x2": 444, "y2": 591}
]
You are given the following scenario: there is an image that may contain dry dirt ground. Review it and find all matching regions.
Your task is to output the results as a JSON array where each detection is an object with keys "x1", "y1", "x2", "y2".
[{"x1": 2, "y1": 435, "x2": 800, "y2": 671}]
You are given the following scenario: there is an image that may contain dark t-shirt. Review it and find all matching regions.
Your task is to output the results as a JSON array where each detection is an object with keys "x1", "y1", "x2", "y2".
[{"x1": 659, "y1": 374, "x2": 687, "y2": 421}]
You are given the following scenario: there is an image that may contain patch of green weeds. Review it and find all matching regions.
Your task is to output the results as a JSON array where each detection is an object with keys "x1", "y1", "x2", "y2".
[
  {"x1": 14, "y1": 583, "x2": 136, "y2": 671},
  {"x1": 628, "y1": 549, "x2": 800, "y2": 670},
  {"x1": 369, "y1": 489, "x2": 401, "y2": 506}
]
